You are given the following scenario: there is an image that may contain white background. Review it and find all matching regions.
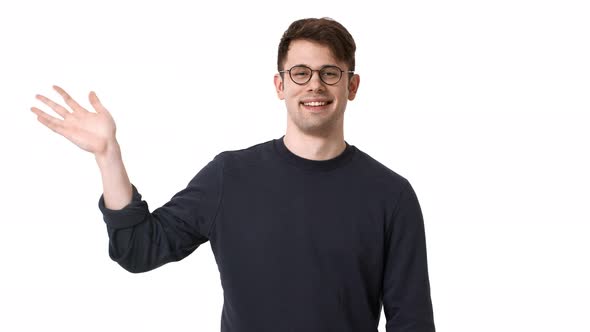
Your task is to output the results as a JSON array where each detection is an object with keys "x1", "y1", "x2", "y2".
[{"x1": 1, "y1": 0, "x2": 589, "y2": 331}]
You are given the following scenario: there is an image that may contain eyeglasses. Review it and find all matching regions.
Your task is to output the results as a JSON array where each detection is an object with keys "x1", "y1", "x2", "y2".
[{"x1": 279, "y1": 65, "x2": 354, "y2": 85}]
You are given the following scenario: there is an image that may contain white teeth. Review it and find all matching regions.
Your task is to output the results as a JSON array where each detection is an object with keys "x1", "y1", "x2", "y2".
[{"x1": 303, "y1": 101, "x2": 328, "y2": 106}]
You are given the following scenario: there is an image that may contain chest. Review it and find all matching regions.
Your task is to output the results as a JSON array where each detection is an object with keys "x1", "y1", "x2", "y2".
[{"x1": 213, "y1": 170, "x2": 388, "y2": 265}]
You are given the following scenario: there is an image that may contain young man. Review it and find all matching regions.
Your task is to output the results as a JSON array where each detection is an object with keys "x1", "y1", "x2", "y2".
[{"x1": 31, "y1": 18, "x2": 435, "y2": 332}]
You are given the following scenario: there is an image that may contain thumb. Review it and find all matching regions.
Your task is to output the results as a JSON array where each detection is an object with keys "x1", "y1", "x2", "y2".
[{"x1": 89, "y1": 91, "x2": 109, "y2": 114}]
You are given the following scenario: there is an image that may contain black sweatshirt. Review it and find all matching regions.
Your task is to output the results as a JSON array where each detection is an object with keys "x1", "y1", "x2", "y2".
[{"x1": 98, "y1": 135, "x2": 435, "y2": 332}]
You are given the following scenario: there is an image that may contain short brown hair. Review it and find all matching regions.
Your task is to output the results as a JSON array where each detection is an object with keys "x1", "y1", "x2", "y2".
[{"x1": 277, "y1": 18, "x2": 356, "y2": 73}]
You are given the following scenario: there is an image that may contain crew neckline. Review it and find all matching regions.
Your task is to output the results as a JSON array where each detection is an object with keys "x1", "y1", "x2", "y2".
[{"x1": 273, "y1": 135, "x2": 356, "y2": 172}]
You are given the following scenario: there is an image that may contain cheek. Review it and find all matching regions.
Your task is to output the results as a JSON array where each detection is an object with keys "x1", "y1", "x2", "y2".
[
  {"x1": 284, "y1": 87, "x2": 302, "y2": 103},
  {"x1": 333, "y1": 88, "x2": 348, "y2": 102},
  {"x1": 282, "y1": 92, "x2": 298, "y2": 109}
]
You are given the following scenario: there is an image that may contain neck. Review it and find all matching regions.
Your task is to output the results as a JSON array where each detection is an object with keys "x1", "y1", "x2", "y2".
[{"x1": 283, "y1": 129, "x2": 346, "y2": 161}]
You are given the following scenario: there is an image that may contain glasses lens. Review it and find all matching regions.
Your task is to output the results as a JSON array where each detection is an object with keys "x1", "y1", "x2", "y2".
[
  {"x1": 320, "y1": 66, "x2": 342, "y2": 84},
  {"x1": 290, "y1": 66, "x2": 312, "y2": 84}
]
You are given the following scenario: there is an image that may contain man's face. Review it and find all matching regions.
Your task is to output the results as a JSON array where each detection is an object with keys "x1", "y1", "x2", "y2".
[{"x1": 274, "y1": 39, "x2": 360, "y2": 137}]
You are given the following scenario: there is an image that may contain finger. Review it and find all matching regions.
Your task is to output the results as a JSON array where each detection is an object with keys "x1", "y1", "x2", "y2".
[
  {"x1": 30, "y1": 106, "x2": 65, "y2": 135},
  {"x1": 89, "y1": 91, "x2": 108, "y2": 114},
  {"x1": 35, "y1": 94, "x2": 70, "y2": 119},
  {"x1": 53, "y1": 85, "x2": 87, "y2": 113}
]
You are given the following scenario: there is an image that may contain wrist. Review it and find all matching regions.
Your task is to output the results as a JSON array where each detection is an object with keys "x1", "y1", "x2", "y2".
[{"x1": 95, "y1": 140, "x2": 121, "y2": 166}]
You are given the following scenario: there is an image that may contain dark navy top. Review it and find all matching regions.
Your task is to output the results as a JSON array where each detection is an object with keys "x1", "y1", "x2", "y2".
[{"x1": 98, "y1": 135, "x2": 435, "y2": 332}]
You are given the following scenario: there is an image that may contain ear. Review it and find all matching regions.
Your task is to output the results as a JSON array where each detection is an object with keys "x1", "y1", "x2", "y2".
[
  {"x1": 347, "y1": 74, "x2": 360, "y2": 101},
  {"x1": 274, "y1": 74, "x2": 285, "y2": 100}
]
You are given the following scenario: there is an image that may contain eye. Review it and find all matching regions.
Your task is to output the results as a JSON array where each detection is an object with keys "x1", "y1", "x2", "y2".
[
  {"x1": 321, "y1": 68, "x2": 340, "y2": 77},
  {"x1": 290, "y1": 66, "x2": 310, "y2": 76},
  {"x1": 291, "y1": 70, "x2": 310, "y2": 77}
]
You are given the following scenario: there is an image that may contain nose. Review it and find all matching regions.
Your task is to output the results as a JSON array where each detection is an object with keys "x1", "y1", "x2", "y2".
[{"x1": 306, "y1": 70, "x2": 326, "y2": 93}]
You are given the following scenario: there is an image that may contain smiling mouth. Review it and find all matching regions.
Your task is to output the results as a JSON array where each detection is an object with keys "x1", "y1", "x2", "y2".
[{"x1": 300, "y1": 101, "x2": 333, "y2": 107}]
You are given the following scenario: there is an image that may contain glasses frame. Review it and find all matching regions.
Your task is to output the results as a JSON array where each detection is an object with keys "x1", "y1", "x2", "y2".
[{"x1": 279, "y1": 65, "x2": 355, "y2": 86}]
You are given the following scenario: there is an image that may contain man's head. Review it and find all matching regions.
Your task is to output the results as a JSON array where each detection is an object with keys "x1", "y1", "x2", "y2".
[
  {"x1": 277, "y1": 18, "x2": 356, "y2": 74},
  {"x1": 274, "y1": 18, "x2": 360, "y2": 138}
]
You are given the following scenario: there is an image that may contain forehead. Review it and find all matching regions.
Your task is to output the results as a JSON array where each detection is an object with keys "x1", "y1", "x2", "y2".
[{"x1": 284, "y1": 39, "x2": 342, "y2": 68}]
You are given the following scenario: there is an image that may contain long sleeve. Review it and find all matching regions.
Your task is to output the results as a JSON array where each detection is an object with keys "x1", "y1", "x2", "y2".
[
  {"x1": 97, "y1": 153, "x2": 225, "y2": 273},
  {"x1": 382, "y1": 180, "x2": 435, "y2": 332}
]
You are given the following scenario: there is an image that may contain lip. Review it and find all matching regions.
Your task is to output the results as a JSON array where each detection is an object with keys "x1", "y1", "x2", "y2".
[
  {"x1": 300, "y1": 100, "x2": 332, "y2": 112},
  {"x1": 300, "y1": 98, "x2": 332, "y2": 103}
]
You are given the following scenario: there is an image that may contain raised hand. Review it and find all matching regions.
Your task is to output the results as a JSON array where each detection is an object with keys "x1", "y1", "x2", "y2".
[{"x1": 31, "y1": 85, "x2": 117, "y2": 157}]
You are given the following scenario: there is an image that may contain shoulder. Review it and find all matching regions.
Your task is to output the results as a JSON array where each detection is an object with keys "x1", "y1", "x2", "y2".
[
  {"x1": 352, "y1": 146, "x2": 411, "y2": 192},
  {"x1": 213, "y1": 138, "x2": 275, "y2": 172}
]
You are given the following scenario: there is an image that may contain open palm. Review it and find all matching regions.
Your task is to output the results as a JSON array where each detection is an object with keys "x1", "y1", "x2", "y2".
[{"x1": 31, "y1": 85, "x2": 117, "y2": 156}]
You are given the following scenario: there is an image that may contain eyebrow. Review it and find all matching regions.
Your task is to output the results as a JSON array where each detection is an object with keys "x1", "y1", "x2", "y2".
[{"x1": 291, "y1": 63, "x2": 340, "y2": 69}]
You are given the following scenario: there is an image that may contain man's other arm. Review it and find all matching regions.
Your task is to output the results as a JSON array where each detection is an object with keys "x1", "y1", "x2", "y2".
[{"x1": 382, "y1": 180, "x2": 436, "y2": 332}]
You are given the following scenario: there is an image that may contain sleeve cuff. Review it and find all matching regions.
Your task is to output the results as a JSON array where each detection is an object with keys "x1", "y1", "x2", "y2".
[{"x1": 98, "y1": 183, "x2": 150, "y2": 229}]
